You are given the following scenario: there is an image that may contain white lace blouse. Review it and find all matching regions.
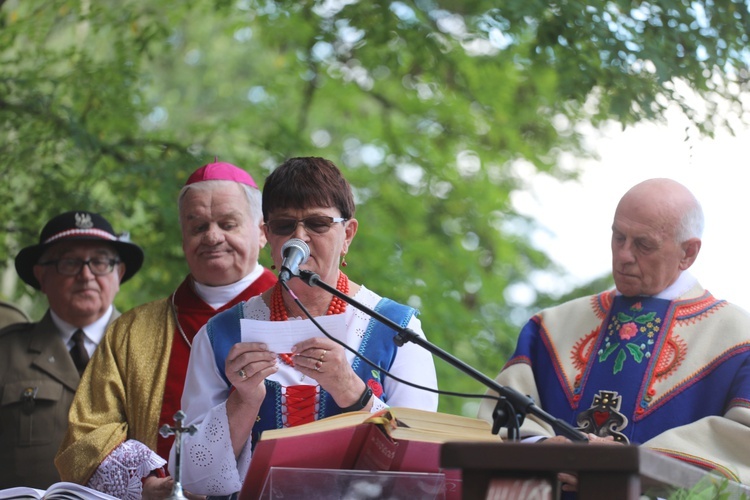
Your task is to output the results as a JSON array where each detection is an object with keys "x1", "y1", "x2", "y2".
[{"x1": 170, "y1": 286, "x2": 439, "y2": 496}]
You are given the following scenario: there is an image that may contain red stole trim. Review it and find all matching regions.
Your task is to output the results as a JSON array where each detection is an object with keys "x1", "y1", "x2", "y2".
[{"x1": 156, "y1": 271, "x2": 277, "y2": 461}]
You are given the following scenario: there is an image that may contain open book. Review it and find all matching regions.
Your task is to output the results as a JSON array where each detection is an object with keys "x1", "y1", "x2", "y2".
[
  {"x1": 0, "y1": 482, "x2": 117, "y2": 500},
  {"x1": 241, "y1": 407, "x2": 500, "y2": 500}
]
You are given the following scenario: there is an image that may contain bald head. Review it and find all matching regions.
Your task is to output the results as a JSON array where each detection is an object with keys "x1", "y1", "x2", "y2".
[
  {"x1": 617, "y1": 178, "x2": 704, "y2": 242},
  {"x1": 611, "y1": 178, "x2": 703, "y2": 296}
]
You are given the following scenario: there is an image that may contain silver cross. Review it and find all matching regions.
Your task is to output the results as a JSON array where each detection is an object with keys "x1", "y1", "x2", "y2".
[{"x1": 159, "y1": 410, "x2": 197, "y2": 500}]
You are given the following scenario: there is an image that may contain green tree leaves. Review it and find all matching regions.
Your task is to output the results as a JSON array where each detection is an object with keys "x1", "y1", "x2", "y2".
[{"x1": 1, "y1": 0, "x2": 747, "y2": 414}]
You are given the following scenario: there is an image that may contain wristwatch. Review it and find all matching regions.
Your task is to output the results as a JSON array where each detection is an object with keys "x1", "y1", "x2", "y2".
[{"x1": 341, "y1": 385, "x2": 373, "y2": 412}]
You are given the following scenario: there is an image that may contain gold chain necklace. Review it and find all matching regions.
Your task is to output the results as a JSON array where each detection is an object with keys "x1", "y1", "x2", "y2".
[{"x1": 170, "y1": 291, "x2": 192, "y2": 349}]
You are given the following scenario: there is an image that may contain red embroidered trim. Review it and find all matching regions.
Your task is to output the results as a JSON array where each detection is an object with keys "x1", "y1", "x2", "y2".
[
  {"x1": 637, "y1": 294, "x2": 742, "y2": 420},
  {"x1": 592, "y1": 291, "x2": 614, "y2": 320},
  {"x1": 654, "y1": 449, "x2": 740, "y2": 482},
  {"x1": 654, "y1": 335, "x2": 687, "y2": 381},
  {"x1": 571, "y1": 328, "x2": 599, "y2": 373},
  {"x1": 675, "y1": 295, "x2": 725, "y2": 325},
  {"x1": 641, "y1": 294, "x2": 719, "y2": 411}
]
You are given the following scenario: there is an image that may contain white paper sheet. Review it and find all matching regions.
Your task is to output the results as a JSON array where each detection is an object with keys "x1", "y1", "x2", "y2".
[{"x1": 240, "y1": 315, "x2": 347, "y2": 353}]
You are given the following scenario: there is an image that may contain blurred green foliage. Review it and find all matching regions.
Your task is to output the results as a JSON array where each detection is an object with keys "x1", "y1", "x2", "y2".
[{"x1": 1, "y1": 0, "x2": 748, "y2": 415}]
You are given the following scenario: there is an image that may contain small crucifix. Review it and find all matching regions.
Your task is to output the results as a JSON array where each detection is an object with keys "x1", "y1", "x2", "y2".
[{"x1": 159, "y1": 410, "x2": 197, "y2": 500}]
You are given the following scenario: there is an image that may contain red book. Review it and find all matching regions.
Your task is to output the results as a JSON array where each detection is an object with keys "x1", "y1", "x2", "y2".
[{"x1": 240, "y1": 408, "x2": 499, "y2": 500}]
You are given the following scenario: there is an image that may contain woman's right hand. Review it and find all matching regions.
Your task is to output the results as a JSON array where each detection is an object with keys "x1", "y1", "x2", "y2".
[
  {"x1": 224, "y1": 342, "x2": 278, "y2": 407},
  {"x1": 224, "y1": 342, "x2": 279, "y2": 455}
]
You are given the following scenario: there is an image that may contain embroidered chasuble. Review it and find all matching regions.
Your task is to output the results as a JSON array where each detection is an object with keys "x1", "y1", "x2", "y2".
[
  {"x1": 479, "y1": 283, "x2": 750, "y2": 484},
  {"x1": 565, "y1": 294, "x2": 672, "y2": 443}
]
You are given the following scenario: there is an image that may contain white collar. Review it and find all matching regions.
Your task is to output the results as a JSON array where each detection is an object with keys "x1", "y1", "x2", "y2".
[
  {"x1": 192, "y1": 263, "x2": 264, "y2": 309},
  {"x1": 653, "y1": 270, "x2": 697, "y2": 300},
  {"x1": 615, "y1": 270, "x2": 697, "y2": 301},
  {"x1": 50, "y1": 305, "x2": 113, "y2": 354}
]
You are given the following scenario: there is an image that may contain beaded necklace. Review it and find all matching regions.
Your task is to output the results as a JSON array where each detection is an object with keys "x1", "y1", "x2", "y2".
[{"x1": 270, "y1": 271, "x2": 349, "y2": 366}]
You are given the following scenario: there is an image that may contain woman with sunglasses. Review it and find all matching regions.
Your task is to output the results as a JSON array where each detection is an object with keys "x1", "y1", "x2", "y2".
[{"x1": 172, "y1": 157, "x2": 438, "y2": 497}]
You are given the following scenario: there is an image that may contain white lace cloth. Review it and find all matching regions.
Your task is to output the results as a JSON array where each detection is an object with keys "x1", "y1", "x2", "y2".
[{"x1": 87, "y1": 439, "x2": 166, "y2": 500}]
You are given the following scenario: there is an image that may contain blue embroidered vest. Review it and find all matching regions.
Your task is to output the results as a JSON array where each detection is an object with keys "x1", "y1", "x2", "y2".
[{"x1": 205, "y1": 297, "x2": 417, "y2": 449}]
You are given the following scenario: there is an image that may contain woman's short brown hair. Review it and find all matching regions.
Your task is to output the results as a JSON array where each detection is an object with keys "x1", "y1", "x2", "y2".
[{"x1": 262, "y1": 157, "x2": 355, "y2": 221}]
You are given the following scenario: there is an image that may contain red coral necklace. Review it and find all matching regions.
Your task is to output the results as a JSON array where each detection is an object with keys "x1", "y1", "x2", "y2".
[{"x1": 270, "y1": 271, "x2": 349, "y2": 366}]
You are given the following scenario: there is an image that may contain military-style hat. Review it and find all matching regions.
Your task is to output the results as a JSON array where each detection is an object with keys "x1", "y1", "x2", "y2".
[{"x1": 15, "y1": 211, "x2": 144, "y2": 289}]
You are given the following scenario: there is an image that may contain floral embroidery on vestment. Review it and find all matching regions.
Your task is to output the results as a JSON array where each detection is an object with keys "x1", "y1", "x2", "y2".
[{"x1": 598, "y1": 301, "x2": 661, "y2": 375}]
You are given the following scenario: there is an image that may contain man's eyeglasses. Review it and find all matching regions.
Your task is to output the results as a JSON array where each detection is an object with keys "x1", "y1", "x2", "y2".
[
  {"x1": 265, "y1": 216, "x2": 347, "y2": 236},
  {"x1": 38, "y1": 258, "x2": 120, "y2": 276}
]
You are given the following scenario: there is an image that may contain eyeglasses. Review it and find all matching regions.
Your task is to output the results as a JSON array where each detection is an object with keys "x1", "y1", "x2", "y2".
[
  {"x1": 39, "y1": 258, "x2": 120, "y2": 276},
  {"x1": 265, "y1": 216, "x2": 347, "y2": 236}
]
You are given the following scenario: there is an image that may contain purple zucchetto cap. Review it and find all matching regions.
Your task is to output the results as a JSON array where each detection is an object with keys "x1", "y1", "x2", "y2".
[{"x1": 185, "y1": 162, "x2": 258, "y2": 189}]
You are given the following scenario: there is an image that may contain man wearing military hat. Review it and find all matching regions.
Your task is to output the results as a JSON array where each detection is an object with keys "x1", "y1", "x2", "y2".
[{"x1": 0, "y1": 210, "x2": 143, "y2": 489}]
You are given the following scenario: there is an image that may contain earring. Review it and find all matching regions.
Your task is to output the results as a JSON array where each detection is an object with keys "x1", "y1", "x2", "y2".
[
  {"x1": 341, "y1": 254, "x2": 348, "y2": 268},
  {"x1": 271, "y1": 264, "x2": 276, "y2": 270}
]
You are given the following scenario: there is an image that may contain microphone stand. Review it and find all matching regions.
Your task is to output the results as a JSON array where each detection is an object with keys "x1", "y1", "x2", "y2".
[{"x1": 298, "y1": 270, "x2": 587, "y2": 442}]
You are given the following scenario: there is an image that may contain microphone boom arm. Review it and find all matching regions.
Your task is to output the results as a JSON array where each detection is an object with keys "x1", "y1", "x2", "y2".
[{"x1": 297, "y1": 270, "x2": 586, "y2": 442}]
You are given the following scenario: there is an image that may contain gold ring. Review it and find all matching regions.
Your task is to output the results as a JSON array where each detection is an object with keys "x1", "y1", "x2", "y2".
[
  {"x1": 319, "y1": 350, "x2": 327, "y2": 362},
  {"x1": 238, "y1": 368, "x2": 247, "y2": 379}
]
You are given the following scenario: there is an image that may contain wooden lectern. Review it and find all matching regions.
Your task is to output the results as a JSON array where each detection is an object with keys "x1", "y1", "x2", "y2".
[{"x1": 441, "y1": 442, "x2": 750, "y2": 500}]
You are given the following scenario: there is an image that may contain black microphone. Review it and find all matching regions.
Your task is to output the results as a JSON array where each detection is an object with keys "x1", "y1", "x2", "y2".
[{"x1": 279, "y1": 238, "x2": 310, "y2": 282}]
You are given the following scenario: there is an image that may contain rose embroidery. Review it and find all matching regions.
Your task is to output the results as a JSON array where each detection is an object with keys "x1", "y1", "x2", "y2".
[
  {"x1": 368, "y1": 369, "x2": 384, "y2": 397},
  {"x1": 599, "y1": 304, "x2": 660, "y2": 374},
  {"x1": 618, "y1": 322, "x2": 638, "y2": 341},
  {"x1": 368, "y1": 379, "x2": 383, "y2": 398}
]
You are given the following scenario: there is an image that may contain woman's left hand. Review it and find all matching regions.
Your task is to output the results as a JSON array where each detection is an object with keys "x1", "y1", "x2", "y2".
[{"x1": 292, "y1": 337, "x2": 367, "y2": 408}]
